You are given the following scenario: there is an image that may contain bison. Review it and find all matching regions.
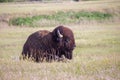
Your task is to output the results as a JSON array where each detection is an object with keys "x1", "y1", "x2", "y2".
[{"x1": 21, "y1": 25, "x2": 76, "y2": 62}]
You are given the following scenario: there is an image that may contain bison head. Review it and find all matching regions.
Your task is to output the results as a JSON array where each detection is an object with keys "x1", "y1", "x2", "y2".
[{"x1": 52, "y1": 26, "x2": 76, "y2": 60}]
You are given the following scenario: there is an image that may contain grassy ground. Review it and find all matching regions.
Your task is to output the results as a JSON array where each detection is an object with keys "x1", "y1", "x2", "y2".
[
  {"x1": 0, "y1": 23, "x2": 120, "y2": 80},
  {"x1": 0, "y1": 0, "x2": 120, "y2": 16},
  {"x1": 0, "y1": 0, "x2": 120, "y2": 80}
]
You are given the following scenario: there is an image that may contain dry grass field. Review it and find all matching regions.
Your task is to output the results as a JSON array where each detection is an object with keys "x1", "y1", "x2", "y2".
[{"x1": 0, "y1": 0, "x2": 120, "y2": 80}]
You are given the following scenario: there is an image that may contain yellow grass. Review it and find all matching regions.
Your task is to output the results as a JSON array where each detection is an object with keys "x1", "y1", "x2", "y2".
[{"x1": 0, "y1": 23, "x2": 120, "y2": 80}]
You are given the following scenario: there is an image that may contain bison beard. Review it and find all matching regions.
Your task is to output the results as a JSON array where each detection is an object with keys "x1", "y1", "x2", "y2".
[{"x1": 21, "y1": 26, "x2": 76, "y2": 62}]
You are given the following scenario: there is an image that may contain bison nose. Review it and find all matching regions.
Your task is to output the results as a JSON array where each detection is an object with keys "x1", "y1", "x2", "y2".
[
  {"x1": 74, "y1": 44, "x2": 76, "y2": 48},
  {"x1": 71, "y1": 44, "x2": 76, "y2": 50}
]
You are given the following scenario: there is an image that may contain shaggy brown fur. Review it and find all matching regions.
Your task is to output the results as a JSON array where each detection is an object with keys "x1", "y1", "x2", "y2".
[{"x1": 21, "y1": 26, "x2": 76, "y2": 62}]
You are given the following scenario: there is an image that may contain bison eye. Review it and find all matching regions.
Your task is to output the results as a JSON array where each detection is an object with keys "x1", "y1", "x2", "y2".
[{"x1": 65, "y1": 38, "x2": 70, "y2": 43}]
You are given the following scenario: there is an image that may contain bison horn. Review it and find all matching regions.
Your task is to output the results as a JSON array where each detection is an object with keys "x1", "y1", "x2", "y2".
[{"x1": 57, "y1": 30, "x2": 63, "y2": 38}]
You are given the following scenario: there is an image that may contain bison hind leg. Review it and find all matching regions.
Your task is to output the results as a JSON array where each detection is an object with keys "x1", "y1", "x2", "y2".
[
  {"x1": 21, "y1": 52, "x2": 27, "y2": 60},
  {"x1": 34, "y1": 50, "x2": 44, "y2": 63},
  {"x1": 35, "y1": 56, "x2": 39, "y2": 62}
]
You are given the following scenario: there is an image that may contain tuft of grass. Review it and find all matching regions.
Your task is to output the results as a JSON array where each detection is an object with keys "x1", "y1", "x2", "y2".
[{"x1": 9, "y1": 11, "x2": 112, "y2": 27}]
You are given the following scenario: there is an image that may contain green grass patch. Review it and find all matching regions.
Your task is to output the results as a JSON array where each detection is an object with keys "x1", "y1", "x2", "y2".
[{"x1": 9, "y1": 11, "x2": 112, "y2": 27}]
